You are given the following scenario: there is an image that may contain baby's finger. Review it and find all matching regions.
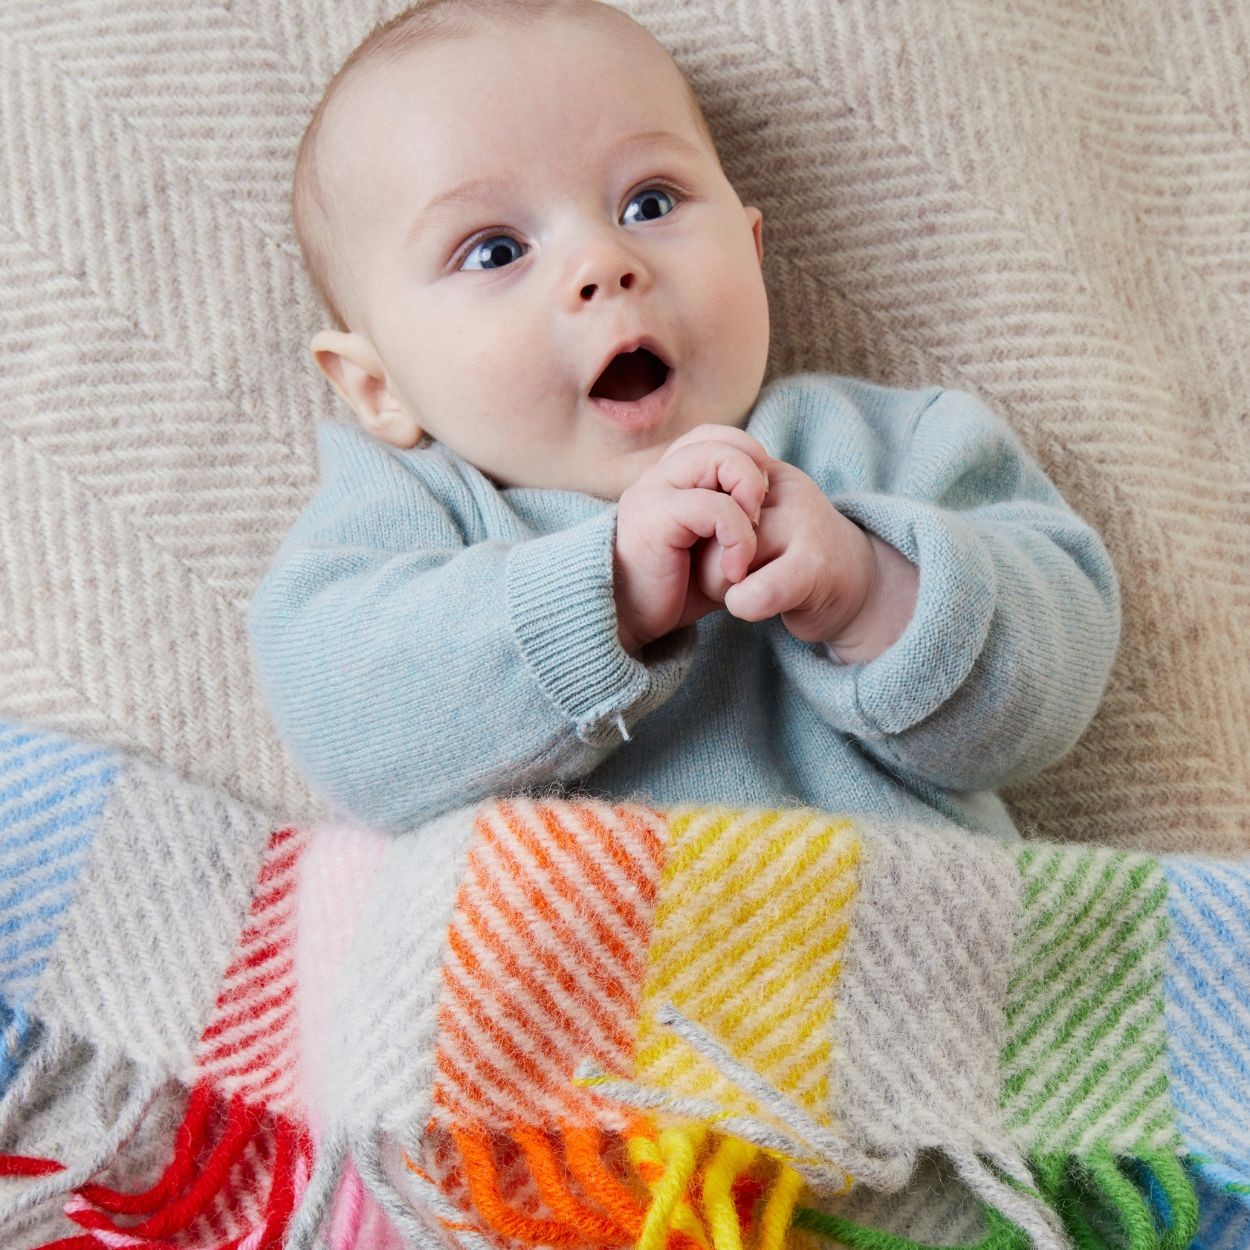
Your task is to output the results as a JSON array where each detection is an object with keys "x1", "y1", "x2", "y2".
[
  {"x1": 723, "y1": 551, "x2": 795, "y2": 622},
  {"x1": 655, "y1": 441, "x2": 769, "y2": 525},
  {"x1": 664, "y1": 487, "x2": 757, "y2": 582},
  {"x1": 661, "y1": 423, "x2": 772, "y2": 476}
]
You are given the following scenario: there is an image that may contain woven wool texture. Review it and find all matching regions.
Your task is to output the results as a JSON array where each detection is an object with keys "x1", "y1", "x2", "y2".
[
  {"x1": 2, "y1": 718, "x2": 1250, "y2": 1250},
  {"x1": 0, "y1": 0, "x2": 1247, "y2": 853}
]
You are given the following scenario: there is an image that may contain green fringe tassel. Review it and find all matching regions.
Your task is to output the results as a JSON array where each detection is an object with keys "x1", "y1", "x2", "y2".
[
  {"x1": 1034, "y1": 1146, "x2": 1200, "y2": 1250},
  {"x1": 791, "y1": 1147, "x2": 1202, "y2": 1250},
  {"x1": 791, "y1": 1202, "x2": 1029, "y2": 1250}
]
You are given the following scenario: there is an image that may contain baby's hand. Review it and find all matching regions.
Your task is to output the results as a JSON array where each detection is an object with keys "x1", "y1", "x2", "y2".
[
  {"x1": 614, "y1": 425, "x2": 771, "y2": 654},
  {"x1": 695, "y1": 458, "x2": 877, "y2": 645}
]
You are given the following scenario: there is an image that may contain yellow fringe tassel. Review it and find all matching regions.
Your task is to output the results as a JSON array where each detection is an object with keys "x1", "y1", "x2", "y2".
[
  {"x1": 758, "y1": 1160, "x2": 804, "y2": 1250},
  {"x1": 703, "y1": 1135, "x2": 757, "y2": 1250},
  {"x1": 630, "y1": 1123, "x2": 711, "y2": 1250}
]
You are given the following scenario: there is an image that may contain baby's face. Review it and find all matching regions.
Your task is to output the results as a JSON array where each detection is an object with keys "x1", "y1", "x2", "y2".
[{"x1": 314, "y1": 15, "x2": 769, "y2": 500}]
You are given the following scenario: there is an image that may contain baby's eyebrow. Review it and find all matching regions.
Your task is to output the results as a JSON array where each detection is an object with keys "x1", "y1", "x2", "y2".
[{"x1": 402, "y1": 128, "x2": 703, "y2": 249}]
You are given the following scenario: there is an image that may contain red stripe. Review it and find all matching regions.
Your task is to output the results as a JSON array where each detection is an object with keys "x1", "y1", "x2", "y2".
[
  {"x1": 201, "y1": 980, "x2": 294, "y2": 1044},
  {"x1": 209, "y1": 952, "x2": 294, "y2": 1015}
]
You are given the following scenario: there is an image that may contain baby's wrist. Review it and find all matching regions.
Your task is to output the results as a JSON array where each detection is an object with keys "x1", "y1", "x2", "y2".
[
  {"x1": 617, "y1": 616, "x2": 644, "y2": 657},
  {"x1": 825, "y1": 531, "x2": 918, "y2": 663}
]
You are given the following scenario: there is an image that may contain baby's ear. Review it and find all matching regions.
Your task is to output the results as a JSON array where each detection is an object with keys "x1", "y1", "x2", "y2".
[
  {"x1": 745, "y1": 205, "x2": 763, "y2": 265},
  {"x1": 309, "y1": 330, "x2": 425, "y2": 448}
]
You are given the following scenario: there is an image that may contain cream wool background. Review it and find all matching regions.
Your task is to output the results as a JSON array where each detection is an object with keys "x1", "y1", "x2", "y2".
[{"x1": 0, "y1": 0, "x2": 1247, "y2": 851}]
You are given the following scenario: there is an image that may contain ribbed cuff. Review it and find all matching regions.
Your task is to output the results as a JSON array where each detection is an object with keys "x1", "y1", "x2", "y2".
[
  {"x1": 773, "y1": 494, "x2": 997, "y2": 738},
  {"x1": 506, "y1": 507, "x2": 697, "y2": 747}
]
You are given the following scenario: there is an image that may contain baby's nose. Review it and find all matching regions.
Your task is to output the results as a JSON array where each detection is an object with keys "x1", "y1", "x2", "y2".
[{"x1": 579, "y1": 269, "x2": 640, "y2": 301}]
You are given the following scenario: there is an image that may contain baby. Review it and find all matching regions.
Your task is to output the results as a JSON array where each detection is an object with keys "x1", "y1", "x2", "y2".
[{"x1": 247, "y1": 0, "x2": 1122, "y2": 839}]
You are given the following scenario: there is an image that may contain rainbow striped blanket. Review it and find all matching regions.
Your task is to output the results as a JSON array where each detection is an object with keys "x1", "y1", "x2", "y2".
[{"x1": 0, "y1": 719, "x2": 1246, "y2": 1250}]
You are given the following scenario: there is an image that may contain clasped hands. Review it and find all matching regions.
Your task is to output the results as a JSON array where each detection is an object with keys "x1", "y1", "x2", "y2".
[{"x1": 613, "y1": 423, "x2": 882, "y2": 657}]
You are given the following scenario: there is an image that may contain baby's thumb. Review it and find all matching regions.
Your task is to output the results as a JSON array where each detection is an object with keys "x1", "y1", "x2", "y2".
[{"x1": 723, "y1": 561, "x2": 784, "y2": 622}]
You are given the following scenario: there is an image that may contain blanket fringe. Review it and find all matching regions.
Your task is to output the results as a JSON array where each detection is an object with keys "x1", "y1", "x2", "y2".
[
  {"x1": 0, "y1": 1036, "x2": 164, "y2": 1234},
  {"x1": 383, "y1": 1113, "x2": 803, "y2": 1250},
  {"x1": 284, "y1": 1126, "x2": 489, "y2": 1250},
  {"x1": 1032, "y1": 1146, "x2": 1199, "y2": 1250},
  {"x1": 0, "y1": 1073, "x2": 309, "y2": 1249}
]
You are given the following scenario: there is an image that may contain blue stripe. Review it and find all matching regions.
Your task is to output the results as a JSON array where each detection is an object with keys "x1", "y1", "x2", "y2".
[
  {"x1": 1194, "y1": 1176, "x2": 1250, "y2": 1250},
  {"x1": 0, "y1": 848, "x2": 92, "y2": 918},
  {"x1": 0, "y1": 736, "x2": 86, "y2": 788},
  {"x1": 1166, "y1": 944, "x2": 1250, "y2": 1081},
  {"x1": 0, "y1": 764, "x2": 117, "y2": 850},
  {"x1": 0, "y1": 830, "x2": 96, "y2": 890},
  {"x1": 0, "y1": 889, "x2": 91, "y2": 942},
  {"x1": 0, "y1": 726, "x2": 42, "y2": 752},
  {"x1": 0, "y1": 822, "x2": 96, "y2": 887},
  {"x1": 1168, "y1": 1047, "x2": 1245, "y2": 1155},
  {"x1": 0, "y1": 999, "x2": 37, "y2": 1094},
  {"x1": 0, "y1": 927, "x2": 59, "y2": 966}
]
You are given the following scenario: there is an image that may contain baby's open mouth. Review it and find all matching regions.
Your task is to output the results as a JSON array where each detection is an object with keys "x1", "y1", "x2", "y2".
[{"x1": 589, "y1": 347, "x2": 671, "y2": 402}]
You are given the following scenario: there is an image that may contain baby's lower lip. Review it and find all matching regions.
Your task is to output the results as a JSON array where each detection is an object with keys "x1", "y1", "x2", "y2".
[{"x1": 589, "y1": 369, "x2": 675, "y2": 433}]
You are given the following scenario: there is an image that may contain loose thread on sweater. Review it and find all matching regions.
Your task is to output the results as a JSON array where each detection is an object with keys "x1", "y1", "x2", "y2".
[
  {"x1": 632, "y1": 1121, "x2": 709, "y2": 1250},
  {"x1": 77, "y1": 1080, "x2": 217, "y2": 1213},
  {"x1": 0, "y1": 1060, "x2": 162, "y2": 1231},
  {"x1": 513, "y1": 1122, "x2": 631, "y2": 1242},
  {"x1": 449, "y1": 1123, "x2": 624, "y2": 1245},
  {"x1": 562, "y1": 1121, "x2": 652, "y2": 1231},
  {"x1": 354, "y1": 1128, "x2": 460, "y2": 1250},
  {"x1": 701, "y1": 1134, "x2": 758, "y2": 1249}
]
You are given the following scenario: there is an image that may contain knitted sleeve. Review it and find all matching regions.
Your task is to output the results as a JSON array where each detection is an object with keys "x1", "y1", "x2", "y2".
[
  {"x1": 245, "y1": 425, "x2": 696, "y2": 835},
  {"x1": 766, "y1": 386, "x2": 1122, "y2": 792}
]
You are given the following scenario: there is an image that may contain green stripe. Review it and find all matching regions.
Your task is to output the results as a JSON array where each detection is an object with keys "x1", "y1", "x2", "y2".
[
  {"x1": 1004, "y1": 872, "x2": 1163, "y2": 1065},
  {"x1": 1007, "y1": 861, "x2": 1154, "y2": 1012},
  {"x1": 1019, "y1": 845, "x2": 1063, "y2": 910},
  {"x1": 1001, "y1": 849, "x2": 1173, "y2": 1154}
]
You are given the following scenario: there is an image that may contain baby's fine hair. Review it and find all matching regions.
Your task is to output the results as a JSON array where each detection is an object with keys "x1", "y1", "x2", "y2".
[{"x1": 291, "y1": 0, "x2": 719, "y2": 334}]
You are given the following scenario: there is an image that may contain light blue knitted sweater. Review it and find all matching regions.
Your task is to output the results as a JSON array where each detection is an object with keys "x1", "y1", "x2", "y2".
[{"x1": 246, "y1": 373, "x2": 1121, "y2": 839}]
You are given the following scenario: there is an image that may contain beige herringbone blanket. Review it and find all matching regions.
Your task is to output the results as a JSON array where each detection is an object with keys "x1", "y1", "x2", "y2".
[
  {"x1": 4, "y1": 0, "x2": 1247, "y2": 857},
  {"x1": 0, "y1": 7, "x2": 1246, "y2": 845}
]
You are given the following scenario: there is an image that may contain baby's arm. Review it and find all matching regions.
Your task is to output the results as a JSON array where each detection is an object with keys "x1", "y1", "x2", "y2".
[
  {"x1": 246, "y1": 424, "x2": 699, "y2": 834},
  {"x1": 767, "y1": 386, "x2": 1121, "y2": 793}
]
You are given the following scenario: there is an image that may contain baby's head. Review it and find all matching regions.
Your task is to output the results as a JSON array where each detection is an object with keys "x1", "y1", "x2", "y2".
[{"x1": 293, "y1": 0, "x2": 769, "y2": 500}]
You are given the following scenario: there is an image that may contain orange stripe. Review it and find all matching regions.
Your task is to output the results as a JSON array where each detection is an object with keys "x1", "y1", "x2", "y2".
[
  {"x1": 432, "y1": 1080, "x2": 483, "y2": 1131},
  {"x1": 435, "y1": 1049, "x2": 518, "y2": 1129},
  {"x1": 546, "y1": 805, "x2": 654, "y2": 946},
  {"x1": 503, "y1": 800, "x2": 646, "y2": 979},
  {"x1": 451, "y1": 898, "x2": 610, "y2": 1069},
  {"x1": 476, "y1": 811, "x2": 636, "y2": 1015},
  {"x1": 460, "y1": 849, "x2": 633, "y2": 1055},
  {"x1": 437, "y1": 990, "x2": 550, "y2": 1125},
  {"x1": 575, "y1": 801, "x2": 663, "y2": 906},
  {"x1": 531, "y1": 800, "x2": 650, "y2": 956}
]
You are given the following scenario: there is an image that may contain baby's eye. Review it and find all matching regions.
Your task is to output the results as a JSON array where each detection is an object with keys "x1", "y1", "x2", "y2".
[
  {"x1": 455, "y1": 185, "x2": 680, "y2": 271},
  {"x1": 459, "y1": 235, "x2": 525, "y2": 272},
  {"x1": 622, "y1": 185, "x2": 678, "y2": 225}
]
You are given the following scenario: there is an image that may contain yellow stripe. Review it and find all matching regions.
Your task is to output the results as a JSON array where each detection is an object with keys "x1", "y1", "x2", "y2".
[
  {"x1": 648, "y1": 809, "x2": 799, "y2": 968},
  {"x1": 636, "y1": 805, "x2": 860, "y2": 1123}
]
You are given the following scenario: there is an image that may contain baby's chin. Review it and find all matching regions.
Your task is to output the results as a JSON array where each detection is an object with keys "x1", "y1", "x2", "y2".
[{"x1": 483, "y1": 441, "x2": 671, "y2": 499}]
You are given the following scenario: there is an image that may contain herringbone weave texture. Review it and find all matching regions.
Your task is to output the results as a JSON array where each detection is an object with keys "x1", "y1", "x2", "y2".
[{"x1": 1, "y1": 0, "x2": 1247, "y2": 856}]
